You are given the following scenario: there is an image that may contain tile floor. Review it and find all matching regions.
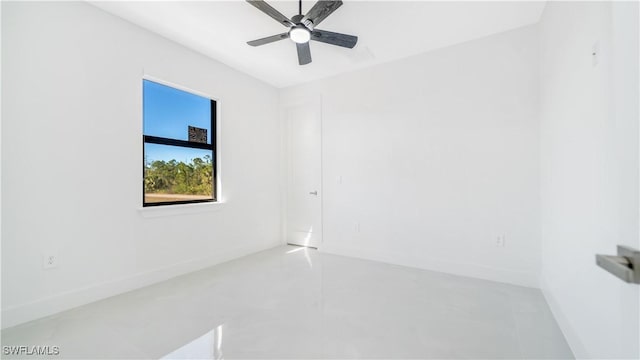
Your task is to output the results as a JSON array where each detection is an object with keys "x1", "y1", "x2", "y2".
[{"x1": 1, "y1": 246, "x2": 573, "y2": 359}]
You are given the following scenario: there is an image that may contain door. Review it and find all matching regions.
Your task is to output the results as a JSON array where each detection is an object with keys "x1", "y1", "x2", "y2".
[{"x1": 286, "y1": 103, "x2": 322, "y2": 248}]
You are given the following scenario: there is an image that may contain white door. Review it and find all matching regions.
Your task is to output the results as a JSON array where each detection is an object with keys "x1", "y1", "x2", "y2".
[{"x1": 286, "y1": 103, "x2": 322, "y2": 248}]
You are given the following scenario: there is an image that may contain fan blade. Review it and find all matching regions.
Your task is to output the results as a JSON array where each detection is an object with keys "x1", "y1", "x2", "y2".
[
  {"x1": 247, "y1": 33, "x2": 289, "y2": 46},
  {"x1": 311, "y1": 29, "x2": 357, "y2": 48},
  {"x1": 246, "y1": 0, "x2": 293, "y2": 27},
  {"x1": 303, "y1": 1, "x2": 343, "y2": 26},
  {"x1": 296, "y1": 42, "x2": 312, "y2": 65}
]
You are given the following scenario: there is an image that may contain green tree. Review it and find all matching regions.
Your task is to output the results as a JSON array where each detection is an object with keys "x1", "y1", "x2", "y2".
[{"x1": 145, "y1": 156, "x2": 213, "y2": 196}]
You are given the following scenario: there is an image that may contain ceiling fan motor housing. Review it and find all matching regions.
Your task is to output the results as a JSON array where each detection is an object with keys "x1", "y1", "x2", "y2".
[{"x1": 291, "y1": 14, "x2": 313, "y2": 30}]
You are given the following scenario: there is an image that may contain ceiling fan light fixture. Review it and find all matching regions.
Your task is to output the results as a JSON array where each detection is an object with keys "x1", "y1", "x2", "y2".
[{"x1": 289, "y1": 26, "x2": 311, "y2": 44}]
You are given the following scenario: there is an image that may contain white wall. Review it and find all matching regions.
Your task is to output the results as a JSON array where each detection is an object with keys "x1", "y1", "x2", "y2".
[
  {"x1": 0, "y1": 1, "x2": 4, "y2": 324},
  {"x1": 280, "y1": 25, "x2": 541, "y2": 287},
  {"x1": 539, "y1": 1, "x2": 639, "y2": 358},
  {"x1": 1, "y1": 2, "x2": 281, "y2": 328}
]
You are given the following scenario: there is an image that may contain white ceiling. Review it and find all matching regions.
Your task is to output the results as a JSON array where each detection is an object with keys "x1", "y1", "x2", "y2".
[{"x1": 91, "y1": 1, "x2": 546, "y2": 88}]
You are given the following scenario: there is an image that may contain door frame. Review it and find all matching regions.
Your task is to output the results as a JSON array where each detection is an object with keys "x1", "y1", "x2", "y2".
[{"x1": 280, "y1": 95, "x2": 323, "y2": 248}]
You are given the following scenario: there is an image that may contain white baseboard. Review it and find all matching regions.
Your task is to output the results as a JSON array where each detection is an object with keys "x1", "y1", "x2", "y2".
[
  {"x1": 1, "y1": 240, "x2": 281, "y2": 329},
  {"x1": 540, "y1": 277, "x2": 587, "y2": 359},
  {"x1": 319, "y1": 243, "x2": 540, "y2": 288}
]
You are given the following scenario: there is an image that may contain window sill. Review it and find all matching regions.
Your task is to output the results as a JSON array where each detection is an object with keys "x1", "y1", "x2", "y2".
[{"x1": 138, "y1": 201, "x2": 225, "y2": 218}]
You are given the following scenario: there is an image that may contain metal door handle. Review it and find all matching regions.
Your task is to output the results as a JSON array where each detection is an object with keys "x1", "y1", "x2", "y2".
[
  {"x1": 596, "y1": 246, "x2": 640, "y2": 284},
  {"x1": 309, "y1": 191, "x2": 318, "y2": 196}
]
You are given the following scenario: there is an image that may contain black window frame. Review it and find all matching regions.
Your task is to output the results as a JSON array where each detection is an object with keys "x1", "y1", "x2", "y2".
[{"x1": 142, "y1": 81, "x2": 217, "y2": 207}]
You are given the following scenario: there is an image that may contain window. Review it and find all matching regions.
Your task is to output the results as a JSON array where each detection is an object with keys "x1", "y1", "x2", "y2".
[{"x1": 143, "y1": 79, "x2": 216, "y2": 206}]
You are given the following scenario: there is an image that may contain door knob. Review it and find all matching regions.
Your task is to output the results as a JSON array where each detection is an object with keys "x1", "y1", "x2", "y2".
[
  {"x1": 309, "y1": 191, "x2": 318, "y2": 196},
  {"x1": 596, "y1": 245, "x2": 640, "y2": 284}
]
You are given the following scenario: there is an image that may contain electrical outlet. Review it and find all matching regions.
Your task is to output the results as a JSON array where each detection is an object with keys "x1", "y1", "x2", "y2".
[
  {"x1": 495, "y1": 235, "x2": 506, "y2": 248},
  {"x1": 592, "y1": 41, "x2": 600, "y2": 66},
  {"x1": 43, "y1": 253, "x2": 58, "y2": 269},
  {"x1": 354, "y1": 222, "x2": 360, "y2": 233}
]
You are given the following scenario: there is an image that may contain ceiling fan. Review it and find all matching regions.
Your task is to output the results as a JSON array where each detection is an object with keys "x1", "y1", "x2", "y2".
[{"x1": 246, "y1": 0, "x2": 358, "y2": 65}]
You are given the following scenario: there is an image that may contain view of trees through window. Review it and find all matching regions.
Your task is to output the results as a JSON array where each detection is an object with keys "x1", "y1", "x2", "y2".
[
  {"x1": 144, "y1": 148, "x2": 213, "y2": 204},
  {"x1": 143, "y1": 80, "x2": 216, "y2": 205}
]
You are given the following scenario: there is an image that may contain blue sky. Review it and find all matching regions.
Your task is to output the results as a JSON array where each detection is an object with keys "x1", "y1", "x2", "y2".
[{"x1": 143, "y1": 80, "x2": 213, "y2": 163}]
